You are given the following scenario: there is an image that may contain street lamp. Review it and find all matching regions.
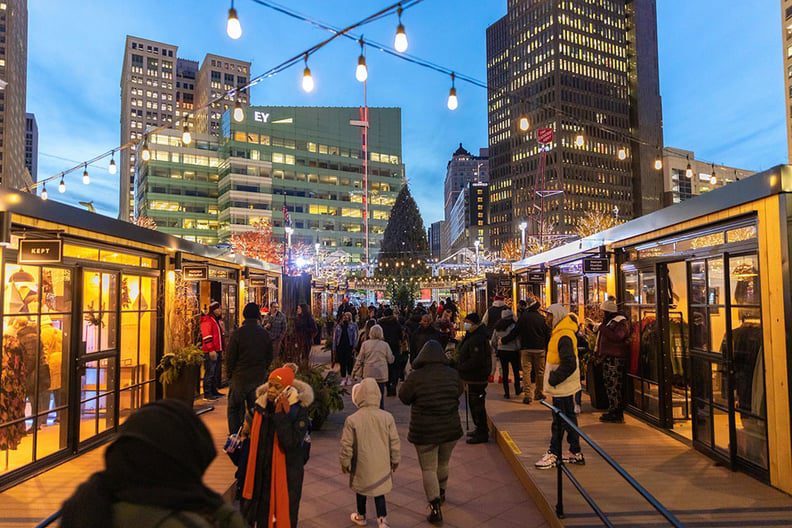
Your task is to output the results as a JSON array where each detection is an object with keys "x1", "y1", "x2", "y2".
[
  {"x1": 314, "y1": 242, "x2": 320, "y2": 275},
  {"x1": 518, "y1": 221, "x2": 528, "y2": 259},
  {"x1": 474, "y1": 239, "x2": 481, "y2": 275}
]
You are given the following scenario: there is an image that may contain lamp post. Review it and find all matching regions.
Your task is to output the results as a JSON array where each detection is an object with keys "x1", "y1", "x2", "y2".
[
  {"x1": 474, "y1": 239, "x2": 481, "y2": 275},
  {"x1": 518, "y1": 220, "x2": 528, "y2": 259},
  {"x1": 284, "y1": 226, "x2": 294, "y2": 272},
  {"x1": 314, "y1": 242, "x2": 320, "y2": 276}
]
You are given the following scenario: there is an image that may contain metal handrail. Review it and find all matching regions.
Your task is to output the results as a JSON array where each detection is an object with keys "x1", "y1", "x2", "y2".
[
  {"x1": 540, "y1": 400, "x2": 684, "y2": 527},
  {"x1": 35, "y1": 510, "x2": 61, "y2": 528}
]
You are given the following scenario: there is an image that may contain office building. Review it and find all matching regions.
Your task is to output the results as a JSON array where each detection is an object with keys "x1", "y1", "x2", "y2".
[
  {"x1": 135, "y1": 128, "x2": 221, "y2": 245},
  {"x1": 486, "y1": 0, "x2": 663, "y2": 250},
  {"x1": 663, "y1": 147, "x2": 754, "y2": 205},
  {"x1": 447, "y1": 181, "x2": 489, "y2": 255},
  {"x1": 442, "y1": 144, "x2": 488, "y2": 255},
  {"x1": 0, "y1": 0, "x2": 27, "y2": 190},
  {"x1": 429, "y1": 220, "x2": 444, "y2": 260},
  {"x1": 119, "y1": 36, "x2": 249, "y2": 220},
  {"x1": 783, "y1": 0, "x2": 792, "y2": 162},
  {"x1": 24, "y1": 113, "x2": 37, "y2": 183}
]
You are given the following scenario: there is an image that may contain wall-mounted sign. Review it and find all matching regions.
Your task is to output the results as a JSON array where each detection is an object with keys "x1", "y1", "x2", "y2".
[
  {"x1": 18, "y1": 239, "x2": 62, "y2": 264},
  {"x1": 583, "y1": 257, "x2": 609, "y2": 274},
  {"x1": 537, "y1": 128, "x2": 554, "y2": 145},
  {"x1": 248, "y1": 277, "x2": 268, "y2": 287},
  {"x1": 183, "y1": 264, "x2": 208, "y2": 281},
  {"x1": 253, "y1": 111, "x2": 270, "y2": 123},
  {"x1": 527, "y1": 272, "x2": 545, "y2": 283}
]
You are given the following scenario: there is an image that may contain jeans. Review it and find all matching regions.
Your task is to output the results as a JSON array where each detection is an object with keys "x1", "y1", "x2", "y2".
[
  {"x1": 227, "y1": 382, "x2": 257, "y2": 434},
  {"x1": 550, "y1": 396, "x2": 581, "y2": 456},
  {"x1": 520, "y1": 349, "x2": 545, "y2": 400},
  {"x1": 467, "y1": 383, "x2": 488, "y2": 437},
  {"x1": 357, "y1": 494, "x2": 387, "y2": 518},
  {"x1": 214, "y1": 351, "x2": 223, "y2": 392},
  {"x1": 203, "y1": 355, "x2": 218, "y2": 398},
  {"x1": 603, "y1": 357, "x2": 625, "y2": 414},
  {"x1": 498, "y1": 350, "x2": 521, "y2": 396},
  {"x1": 415, "y1": 441, "x2": 457, "y2": 501}
]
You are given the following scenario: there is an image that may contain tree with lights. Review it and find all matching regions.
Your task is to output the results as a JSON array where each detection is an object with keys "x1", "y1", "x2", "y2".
[
  {"x1": 133, "y1": 215, "x2": 158, "y2": 230},
  {"x1": 230, "y1": 220, "x2": 284, "y2": 265},
  {"x1": 575, "y1": 210, "x2": 623, "y2": 238},
  {"x1": 500, "y1": 240, "x2": 521, "y2": 262}
]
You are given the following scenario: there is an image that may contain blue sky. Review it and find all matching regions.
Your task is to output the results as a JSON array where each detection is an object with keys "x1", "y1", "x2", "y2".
[{"x1": 29, "y1": 0, "x2": 785, "y2": 224}]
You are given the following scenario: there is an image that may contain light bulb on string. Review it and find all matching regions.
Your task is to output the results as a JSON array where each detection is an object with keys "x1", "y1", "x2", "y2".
[
  {"x1": 302, "y1": 54, "x2": 314, "y2": 93},
  {"x1": 108, "y1": 151, "x2": 117, "y2": 175},
  {"x1": 685, "y1": 156, "x2": 693, "y2": 178},
  {"x1": 233, "y1": 99, "x2": 245, "y2": 122},
  {"x1": 182, "y1": 123, "x2": 192, "y2": 145},
  {"x1": 575, "y1": 132, "x2": 584, "y2": 147},
  {"x1": 355, "y1": 38, "x2": 368, "y2": 82},
  {"x1": 710, "y1": 163, "x2": 717, "y2": 185},
  {"x1": 41, "y1": 182, "x2": 48, "y2": 201},
  {"x1": 617, "y1": 146, "x2": 627, "y2": 160},
  {"x1": 654, "y1": 157, "x2": 663, "y2": 170},
  {"x1": 141, "y1": 140, "x2": 151, "y2": 162},
  {"x1": 447, "y1": 73, "x2": 458, "y2": 111},
  {"x1": 82, "y1": 163, "x2": 90, "y2": 185},
  {"x1": 518, "y1": 115, "x2": 530, "y2": 132},
  {"x1": 394, "y1": 5, "x2": 408, "y2": 52},
  {"x1": 58, "y1": 174, "x2": 66, "y2": 193},
  {"x1": 226, "y1": 1, "x2": 242, "y2": 39}
]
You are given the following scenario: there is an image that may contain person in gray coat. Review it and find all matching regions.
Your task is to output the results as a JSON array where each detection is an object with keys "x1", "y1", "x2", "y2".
[
  {"x1": 352, "y1": 324, "x2": 394, "y2": 409},
  {"x1": 398, "y1": 340, "x2": 463, "y2": 525},
  {"x1": 340, "y1": 378, "x2": 401, "y2": 528}
]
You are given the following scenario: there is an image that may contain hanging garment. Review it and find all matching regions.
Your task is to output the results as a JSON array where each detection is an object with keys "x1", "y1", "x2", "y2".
[{"x1": 0, "y1": 334, "x2": 28, "y2": 450}]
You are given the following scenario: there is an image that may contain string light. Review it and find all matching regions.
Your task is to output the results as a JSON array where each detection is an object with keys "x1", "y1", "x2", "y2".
[
  {"x1": 355, "y1": 38, "x2": 368, "y2": 82},
  {"x1": 227, "y1": 0, "x2": 242, "y2": 39},
  {"x1": 233, "y1": 99, "x2": 245, "y2": 122},
  {"x1": 41, "y1": 182, "x2": 48, "y2": 201},
  {"x1": 654, "y1": 156, "x2": 663, "y2": 170},
  {"x1": 82, "y1": 164, "x2": 90, "y2": 185},
  {"x1": 302, "y1": 54, "x2": 314, "y2": 93},
  {"x1": 617, "y1": 146, "x2": 627, "y2": 160},
  {"x1": 575, "y1": 132, "x2": 584, "y2": 147},
  {"x1": 518, "y1": 115, "x2": 530, "y2": 132},
  {"x1": 685, "y1": 155, "x2": 693, "y2": 178},
  {"x1": 447, "y1": 73, "x2": 458, "y2": 110},
  {"x1": 140, "y1": 140, "x2": 151, "y2": 162},
  {"x1": 182, "y1": 123, "x2": 192, "y2": 145},
  {"x1": 710, "y1": 163, "x2": 717, "y2": 185},
  {"x1": 108, "y1": 150, "x2": 117, "y2": 175},
  {"x1": 58, "y1": 174, "x2": 66, "y2": 193},
  {"x1": 394, "y1": 5, "x2": 408, "y2": 53}
]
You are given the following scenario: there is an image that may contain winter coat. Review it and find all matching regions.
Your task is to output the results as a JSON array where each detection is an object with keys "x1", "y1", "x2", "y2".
[
  {"x1": 333, "y1": 321, "x2": 359, "y2": 352},
  {"x1": 456, "y1": 324, "x2": 492, "y2": 383},
  {"x1": 409, "y1": 325, "x2": 443, "y2": 363},
  {"x1": 491, "y1": 318, "x2": 521, "y2": 353},
  {"x1": 339, "y1": 378, "x2": 401, "y2": 496},
  {"x1": 482, "y1": 300, "x2": 508, "y2": 335},
  {"x1": 111, "y1": 502, "x2": 245, "y2": 528},
  {"x1": 240, "y1": 380, "x2": 314, "y2": 527},
  {"x1": 399, "y1": 341, "x2": 464, "y2": 445},
  {"x1": 200, "y1": 314, "x2": 224, "y2": 353},
  {"x1": 544, "y1": 314, "x2": 581, "y2": 397},
  {"x1": 596, "y1": 312, "x2": 631, "y2": 359},
  {"x1": 352, "y1": 339, "x2": 394, "y2": 383},
  {"x1": 504, "y1": 303, "x2": 549, "y2": 351},
  {"x1": 226, "y1": 319, "x2": 273, "y2": 388},
  {"x1": 378, "y1": 316, "x2": 403, "y2": 358}
]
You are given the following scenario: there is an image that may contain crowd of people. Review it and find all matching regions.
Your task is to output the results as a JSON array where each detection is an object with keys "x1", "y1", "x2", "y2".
[{"x1": 60, "y1": 292, "x2": 631, "y2": 527}]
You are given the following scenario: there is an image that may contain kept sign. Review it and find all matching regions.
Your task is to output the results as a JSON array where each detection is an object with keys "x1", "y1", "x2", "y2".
[
  {"x1": 537, "y1": 128, "x2": 554, "y2": 145},
  {"x1": 527, "y1": 272, "x2": 545, "y2": 283},
  {"x1": 183, "y1": 264, "x2": 209, "y2": 281},
  {"x1": 583, "y1": 257, "x2": 609, "y2": 274},
  {"x1": 18, "y1": 239, "x2": 63, "y2": 264}
]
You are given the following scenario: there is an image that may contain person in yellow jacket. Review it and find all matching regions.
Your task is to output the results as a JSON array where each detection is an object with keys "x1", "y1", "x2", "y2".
[{"x1": 535, "y1": 304, "x2": 586, "y2": 469}]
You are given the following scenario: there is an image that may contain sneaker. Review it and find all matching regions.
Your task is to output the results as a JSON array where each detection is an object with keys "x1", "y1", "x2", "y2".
[
  {"x1": 377, "y1": 517, "x2": 390, "y2": 528},
  {"x1": 522, "y1": 396, "x2": 532, "y2": 404},
  {"x1": 599, "y1": 412, "x2": 624, "y2": 423},
  {"x1": 427, "y1": 498, "x2": 443, "y2": 525},
  {"x1": 564, "y1": 451, "x2": 586, "y2": 465},
  {"x1": 503, "y1": 393, "x2": 510, "y2": 399},
  {"x1": 535, "y1": 451, "x2": 558, "y2": 470},
  {"x1": 466, "y1": 434, "x2": 489, "y2": 445},
  {"x1": 350, "y1": 512, "x2": 367, "y2": 526},
  {"x1": 574, "y1": 403, "x2": 582, "y2": 414}
]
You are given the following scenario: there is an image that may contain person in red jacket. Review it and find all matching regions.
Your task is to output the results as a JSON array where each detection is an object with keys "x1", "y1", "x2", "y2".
[
  {"x1": 200, "y1": 301, "x2": 224, "y2": 400},
  {"x1": 594, "y1": 299, "x2": 631, "y2": 423}
]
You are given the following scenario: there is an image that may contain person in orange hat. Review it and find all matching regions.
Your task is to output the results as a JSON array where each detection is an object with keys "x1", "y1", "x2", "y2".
[{"x1": 241, "y1": 367, "x2": 312, "y2": 527}]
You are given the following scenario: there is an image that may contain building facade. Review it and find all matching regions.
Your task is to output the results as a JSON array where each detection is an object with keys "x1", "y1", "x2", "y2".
[
  {"x1": 428, "y1": 220, "x2": 444, "y2": 260},
  {"x1": 447, "y1": 181, "x2": 490, "y2": 255},
  {"x1": 24, "y1": 113, "x2": 37, "y2": 183},
  {"x1": 486, "y1": 0, "x2": 663, "y2": 250},
  {"x1": 442, "y1": 144, "x2": 488, "y2": 255},
  {"x1": 663, "y1": 147, "x2": 754, "y2": 205},
  {"x1": 119, "y1": 36, "x2": 249, "y2": 221},
  {"x1": 783, "y1": 0, "x2": 792, "y2": 162},
  {"x1": 0, "y1": 0, "x2": 27, "y2": 190}
]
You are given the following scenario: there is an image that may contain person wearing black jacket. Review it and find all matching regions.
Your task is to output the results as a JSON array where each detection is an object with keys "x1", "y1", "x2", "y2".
[
  {"x1": 456, "y1": 313, "x2": 491, "y2": 444},
  {"x1": 409, "y1": 314, "x2": 442, "y2": 364},
  {"x1": 503, "y1": 297, "x2": 549, "y2": 404},
  {"x1": 226, "y1": 303, "x2": 273, "y2": 434},
  {"x1": 399, "y1": 340, "x2": 463, "y2": 525},
  {"x1": 378, "y1": 308, "x2": 404, "y2": 396}
]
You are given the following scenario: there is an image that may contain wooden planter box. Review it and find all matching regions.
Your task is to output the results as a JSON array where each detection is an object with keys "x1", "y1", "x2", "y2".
[{"x1": 163, "y1": 364, "x2": 200, "y2": 407}]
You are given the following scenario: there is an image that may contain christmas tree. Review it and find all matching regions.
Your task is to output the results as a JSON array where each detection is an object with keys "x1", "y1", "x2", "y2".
[{"x1": 377, "y1": 183, "x2": 429, "y2": 279}]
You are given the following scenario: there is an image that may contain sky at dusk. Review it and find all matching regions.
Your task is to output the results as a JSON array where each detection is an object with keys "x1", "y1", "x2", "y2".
[{"x1": 28, "y1": 0, "x2": 786, "y2": 225}]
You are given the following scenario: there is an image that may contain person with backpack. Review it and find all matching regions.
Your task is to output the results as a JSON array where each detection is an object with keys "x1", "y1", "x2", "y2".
[
  {"x1": 594, "y1": 298, "x2": 631, "y2": 423},
  {"x1": 491, "y1": 309, "x2": 521, "y2": 399},
  {"x1": 340, "y1": 378, "x2": 401, "y2": 528},
  {"x1": 482, "y1": 295, "x2": 508, "y2": 383}
]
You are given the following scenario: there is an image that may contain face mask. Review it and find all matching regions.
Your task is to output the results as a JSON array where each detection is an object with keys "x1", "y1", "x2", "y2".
[{"x1": 463, "y1": 322, "x2": 472, "y2": 331}]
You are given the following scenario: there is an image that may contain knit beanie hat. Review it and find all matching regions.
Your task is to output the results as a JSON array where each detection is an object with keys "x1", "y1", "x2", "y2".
[
  {"x1": 601, "y1": 299, "x2": 618, "y2": 313},
  {"x1": 242, "y1": 302, "x2": 260, "y2": 320},
  {"x1": 268, "y1": 367, "x2": 295, "y2": 387},
  {"x1": 209, "y1": 300, "x2": 221, "y2": 311}
]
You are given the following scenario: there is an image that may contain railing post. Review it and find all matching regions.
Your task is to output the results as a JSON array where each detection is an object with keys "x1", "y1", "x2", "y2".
[{"x1": 556, "y1": 455, "x2": 565, "y2": 518}]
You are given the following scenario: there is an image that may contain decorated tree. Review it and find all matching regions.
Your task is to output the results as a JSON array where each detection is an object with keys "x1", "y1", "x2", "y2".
[
  {"x1": 133, "y1": 215, "x2": 158, "y2": 230},
  {"x1": 575, "y1": 210, "x2": 624, "y2": 238},
  {"x1": 377, "y1": 183, "x2": 429, "y2": 278},
  {"x1": 525, "y1": 220, "x2": 566, "y2": 257},
  {"x1": 500, "y1": 239, "x2": 522, "y2": 262},
  {"x1": 230, "y1": 221, "x2": 284, "y2": 265}
]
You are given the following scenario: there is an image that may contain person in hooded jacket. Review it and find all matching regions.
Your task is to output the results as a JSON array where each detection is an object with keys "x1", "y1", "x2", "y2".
[
  {"x1": 456, "y1": 313, "x2": 492, "y2": 444},
  {"x1": 241, "y1": 367, "x2": 312, "y2": 528},
  {"x1": 534, "y1": 304, "x2": 585, "y2": 470},
  {"x1": 226, "y1": 302, "x2": 273, "y2": 435},
  {"x1": 352, "y1": 324, "x2": 394, "y2": 409},
  {"x1": 491, "y1": 309, "x2": 521, "y2": 399},
  {"x1": 398, "y1": 340, "x2": 463, "y2": 526},
  {"x1": 340, "y1": 378, "x2": 401, "y2": 528},
  {"x1": 60, "y1": 400, "x2": 245, "y2": 528},
  {"x1": 595, "y1": 298, "x2": 631, "y2": 423},
  {"x1": 503, "y1": 297, "x2": 549, "y2": 404},
  {"x1": 409, "y1": 314, "x2": 442, "y2": 364},
  {"x1": 377, "y1": 308, "x2": 404, "y2": 396}
]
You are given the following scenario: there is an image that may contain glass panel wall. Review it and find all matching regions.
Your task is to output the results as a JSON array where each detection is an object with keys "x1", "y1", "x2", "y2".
[{"x1": 624, "y1": 270, "x2": 661, "y2": 420}]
